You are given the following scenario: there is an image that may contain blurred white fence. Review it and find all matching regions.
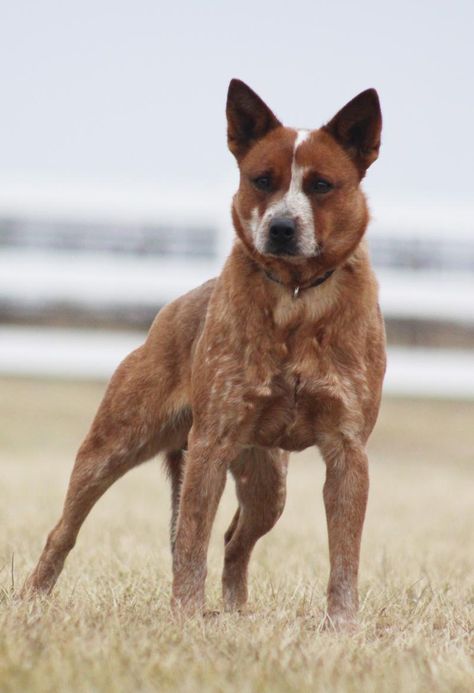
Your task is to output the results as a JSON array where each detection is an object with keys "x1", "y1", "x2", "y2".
[
  {"x1": 1, "y1": 198, "x2": 473, "y2": 322},
  {"x1": 0, "y1": 190, "x2": 473, "y2": 397}
]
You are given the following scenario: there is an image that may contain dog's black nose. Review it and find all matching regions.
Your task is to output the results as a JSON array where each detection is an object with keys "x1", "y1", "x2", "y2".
[
  {"x1": 266, "y1": 217, "x2": 297, "y2": 255},
  {"x1": 269, "y1": 217, "x2": 296, "y2": 242}
]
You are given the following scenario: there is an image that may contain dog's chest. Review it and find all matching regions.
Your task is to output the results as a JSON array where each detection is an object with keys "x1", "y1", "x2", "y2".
[
  {"x1": 243, "y1": 330, "x2": 354, "y2": 452},
  {"x1": 202, "y1": 293, "x2": 365, "y2": 452}
]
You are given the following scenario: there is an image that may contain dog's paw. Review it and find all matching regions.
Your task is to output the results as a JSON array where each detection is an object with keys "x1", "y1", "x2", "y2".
[
  {"x1": 17, "y1": 576, "x2": 42, "y2": 600},
  {"x1": 321, "y1": 611, "x2": 359, "y2": 634},
  {"x1": 202, "y1": 609, "x2": 221, "y2": 619}
]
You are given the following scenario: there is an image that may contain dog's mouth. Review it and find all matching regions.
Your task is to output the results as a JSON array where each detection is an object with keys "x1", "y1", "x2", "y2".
[
  {"x1": 265, "y1": 247, "x2": 299, "y2": 257},
  {"x1": 262, "y1": 242, "x2": 321, "y2": 261}
]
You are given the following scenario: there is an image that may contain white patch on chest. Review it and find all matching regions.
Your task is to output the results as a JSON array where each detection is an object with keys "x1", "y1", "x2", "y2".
[{"x1": 273, "y1": 271, "x2": 341, "y2": 327}]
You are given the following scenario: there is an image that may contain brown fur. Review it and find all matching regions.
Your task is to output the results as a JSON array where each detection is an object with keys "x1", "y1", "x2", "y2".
[{"x1": 22, "y1": 80, "x2": 386, "y2": 629}]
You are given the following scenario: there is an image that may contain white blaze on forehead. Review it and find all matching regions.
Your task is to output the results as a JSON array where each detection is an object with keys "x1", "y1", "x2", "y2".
[{"x1": 294, "y1": 128, "x2": 310, "y2": 149}]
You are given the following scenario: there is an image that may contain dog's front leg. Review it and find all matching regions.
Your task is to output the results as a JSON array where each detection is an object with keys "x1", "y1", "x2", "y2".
[
  {"x1": 320, "y1": 439, "x2": 369, "y2": 629},
  {"x1": 172, "y1": 433, "x2": 235, "y2": 615}
]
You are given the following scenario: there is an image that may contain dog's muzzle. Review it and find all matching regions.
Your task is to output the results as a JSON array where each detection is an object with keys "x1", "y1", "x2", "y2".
[{"x1": 264, "y1": 217, "x2": 298, "y2": 256}]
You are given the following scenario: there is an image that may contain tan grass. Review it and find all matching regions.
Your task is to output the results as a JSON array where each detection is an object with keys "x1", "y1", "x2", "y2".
[{"x1": 0, "y1": 377, "x2": 473, "y2": 692}]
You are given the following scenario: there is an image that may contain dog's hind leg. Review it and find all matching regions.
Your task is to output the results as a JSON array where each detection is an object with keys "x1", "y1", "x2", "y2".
[
  {"x1": 222, "y1": 448, "x2": 288, "y2": 611},
  {"x1": 22, "y1": 441, "x2": 143, "y2": 596},
  {"x1": 163, "y1": 449, "x2": 185, "y2": 553},
  {"x1": 21, "y1": 346, "x2": 191, "y2": 597}
]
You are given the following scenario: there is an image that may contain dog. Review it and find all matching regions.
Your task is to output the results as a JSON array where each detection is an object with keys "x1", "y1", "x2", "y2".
[{"x1": 22, "y1": 79, "x2": 386, "y2": 629}]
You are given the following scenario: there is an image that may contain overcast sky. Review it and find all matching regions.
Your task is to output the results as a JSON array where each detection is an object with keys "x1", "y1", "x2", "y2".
[{"x1": 1, "y1": 0, "x2": 473, "y2": 213}]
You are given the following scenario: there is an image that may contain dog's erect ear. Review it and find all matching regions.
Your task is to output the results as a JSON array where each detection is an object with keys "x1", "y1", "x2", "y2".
[
  {"x1": 324, "y1": 89, "x2": 382, "y2": 177},
  {"x1": 226, "y1": 79, "x2": 282, "y2": 159}
]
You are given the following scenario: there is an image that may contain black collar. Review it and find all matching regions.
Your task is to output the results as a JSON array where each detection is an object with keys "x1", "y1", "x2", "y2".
[{"x1": 264, "y1": 268, "x2": 335, "y2": 298}]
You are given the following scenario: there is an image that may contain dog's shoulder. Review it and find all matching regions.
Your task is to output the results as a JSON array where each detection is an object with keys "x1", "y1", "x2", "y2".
[{"x1": 145, "y1": 278, "x2": 217, "y2": 355}]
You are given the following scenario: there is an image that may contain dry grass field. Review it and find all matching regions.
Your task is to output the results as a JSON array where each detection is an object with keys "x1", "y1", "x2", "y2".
[{"x1": 0, "y1": 377, "x2": 473, "y2": 692}]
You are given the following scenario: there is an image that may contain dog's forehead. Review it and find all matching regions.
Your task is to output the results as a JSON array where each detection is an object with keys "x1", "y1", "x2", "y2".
[
  {"x1": 242, "y1": 126, "x2": 353, "y2": 176},
  {"x1": 241, "y1": 127, "x2": 295, "y2": 170},
  {"x1": 295, "y1": 129, "x2": 355, "y2": 175}
]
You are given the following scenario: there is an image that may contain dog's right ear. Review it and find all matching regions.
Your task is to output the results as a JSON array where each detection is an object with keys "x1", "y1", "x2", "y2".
[{"x1": 226, "y1": 79, "x2": 282, "y2": 160}]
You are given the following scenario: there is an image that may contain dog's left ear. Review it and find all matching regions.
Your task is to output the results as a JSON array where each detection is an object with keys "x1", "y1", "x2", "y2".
[
  {"x1": 324, "y1": 89, "x2": 382, "y2": 177},
  {"x1": 226, "y1": 79, "x2": 282, "y2": 160}
]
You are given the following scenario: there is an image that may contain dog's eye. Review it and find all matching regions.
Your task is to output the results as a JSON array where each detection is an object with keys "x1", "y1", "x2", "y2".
[
  {"x1": 252, "y1": 175, "x2": 272, "y2": 192},
  {"x1": 310, "y1": 179, "x2": 333, "y2": 194}
]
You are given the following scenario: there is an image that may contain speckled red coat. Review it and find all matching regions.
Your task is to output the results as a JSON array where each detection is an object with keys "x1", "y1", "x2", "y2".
[{"x1": 23, "y1": 79, "x2": 386, "y2": 630}]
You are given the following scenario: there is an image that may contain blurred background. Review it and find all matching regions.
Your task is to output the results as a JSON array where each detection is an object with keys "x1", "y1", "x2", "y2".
[
  {"x1": 1, "y1": 7, "x2": 473, "y2": 687},
  {"x1": 0, "y1": 0, "x2": 473, "y2": 396}
]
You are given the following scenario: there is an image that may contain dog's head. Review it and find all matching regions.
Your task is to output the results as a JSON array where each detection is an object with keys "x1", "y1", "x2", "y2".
[{"x1": 227, "y1": 79, "x2": 382, "y2": 277}]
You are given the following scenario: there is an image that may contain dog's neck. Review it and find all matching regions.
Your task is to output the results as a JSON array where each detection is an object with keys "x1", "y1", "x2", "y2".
[
  {"x1": 223, "y1": 239, "x2": 374, "y2": 329},
  {"x1": 230, "y1": 236, "x2": 370, "y2": 286},
  {"x1": 263, "y1": 267, "x2": 335, "y2": 298}
]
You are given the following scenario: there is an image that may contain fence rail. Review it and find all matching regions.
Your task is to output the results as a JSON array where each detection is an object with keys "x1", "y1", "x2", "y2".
[
  {"x1": 2, "y1": 213, "x2": 474, "y2": 271},
  {"x1": 0, "y1": 216, "x2": 218, "y2": 259},
  {"x1": 1, "y1": 211, "x2": 474, "y2": 342}
]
